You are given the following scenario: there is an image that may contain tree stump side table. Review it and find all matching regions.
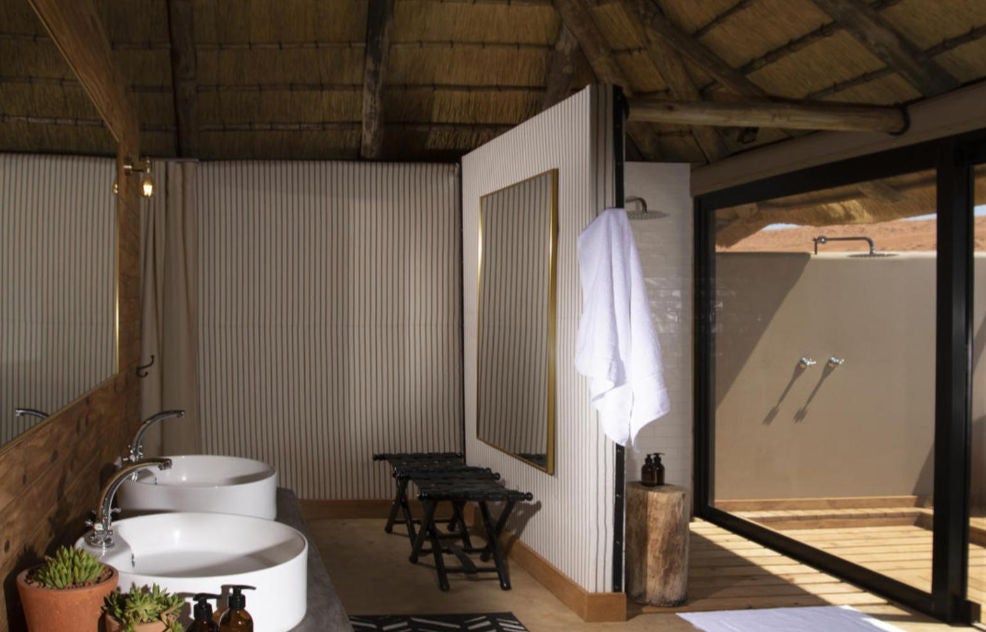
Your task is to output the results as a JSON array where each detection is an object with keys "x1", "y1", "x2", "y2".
[{"x1": 625, "y1": 482, "x2": 689, "y2": 606}]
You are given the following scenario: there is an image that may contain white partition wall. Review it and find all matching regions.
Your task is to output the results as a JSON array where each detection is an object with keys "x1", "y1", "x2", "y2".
[{"x1": 462, "y1": 85, "x2": 618, "y2": 593}]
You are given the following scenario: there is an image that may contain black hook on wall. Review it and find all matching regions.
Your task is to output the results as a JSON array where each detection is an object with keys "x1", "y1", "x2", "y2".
[{"x1": 136, "y1": 354, "x2": 155, "y2": 378}]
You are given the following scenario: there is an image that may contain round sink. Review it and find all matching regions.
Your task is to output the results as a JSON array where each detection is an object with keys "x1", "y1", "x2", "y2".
[
  {"x1": 78, "y1": 512, "x2": 307, "y2": 632},
  {"x1": 117, "y1": 455, "x2": 278, "y2": 520}
]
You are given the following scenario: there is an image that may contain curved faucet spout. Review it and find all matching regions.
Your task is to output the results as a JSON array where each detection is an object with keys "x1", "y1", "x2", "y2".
[
  {"x1": 86, "y1": 458, "x2": 172, "y2": 550},
  {"x1": 126, "y1": 410, "x2": 186, "y2": 462},
  {"x1": 14, "y1": 408, "x2": 48, "y2": 420}
]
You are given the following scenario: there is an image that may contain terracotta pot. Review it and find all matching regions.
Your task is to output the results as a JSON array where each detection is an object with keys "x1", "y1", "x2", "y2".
[
  {"x1": 16, "y1": 565, "x2": 119, "y2": 632},
  {"x1": 104, "y1": 614, "x2": 170, "y2": 632}
]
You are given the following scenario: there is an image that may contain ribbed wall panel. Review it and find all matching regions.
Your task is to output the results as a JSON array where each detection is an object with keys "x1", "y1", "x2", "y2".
[
  {"x1": 195, "y1": 161, "x2": 462, "y2": 499},
  {"x1": 462, "y1": 86, "x2": 617, "y2": 592},
  {"x1": 0, "y1": 154, "x2": 116, "y2": 444}
]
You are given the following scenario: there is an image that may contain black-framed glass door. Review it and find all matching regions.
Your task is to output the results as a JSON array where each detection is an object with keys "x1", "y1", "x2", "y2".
[{"x1": 695, "y1": 132, "x2": 984, "y2": 623}]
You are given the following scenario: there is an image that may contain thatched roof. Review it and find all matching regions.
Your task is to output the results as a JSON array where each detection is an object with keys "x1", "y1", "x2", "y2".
[{"x1": 2, "y1": 0, "x2": 985, "y2": 170}]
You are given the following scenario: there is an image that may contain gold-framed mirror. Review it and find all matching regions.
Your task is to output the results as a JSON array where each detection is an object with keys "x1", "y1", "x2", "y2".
[{"x1": 477, "y1": 169, "x2": 558, "y2": 474}]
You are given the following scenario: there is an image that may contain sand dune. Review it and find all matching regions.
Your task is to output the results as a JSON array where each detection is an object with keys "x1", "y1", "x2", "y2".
[{"x1": 720, "y1": 217, "x2": 986, "y2": 253}]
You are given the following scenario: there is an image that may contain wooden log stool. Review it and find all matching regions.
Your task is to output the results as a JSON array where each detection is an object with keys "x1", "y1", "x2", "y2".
[{"x1": 625, "y1": 483, "x2": 689, "y2": 606}]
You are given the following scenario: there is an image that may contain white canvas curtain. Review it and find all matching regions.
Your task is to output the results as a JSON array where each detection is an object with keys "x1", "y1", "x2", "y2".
[{"x1": 139, "y1": 160, "x2": 201, "y2": 455}]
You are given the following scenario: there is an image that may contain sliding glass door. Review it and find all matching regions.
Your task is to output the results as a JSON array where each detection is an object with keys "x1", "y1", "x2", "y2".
[
  {"x1": 696, "y1": 133, "x2": 985, "y2": 623},
  {"x1": 712, "y1": 170, "x2": 937, "y2": 594}
]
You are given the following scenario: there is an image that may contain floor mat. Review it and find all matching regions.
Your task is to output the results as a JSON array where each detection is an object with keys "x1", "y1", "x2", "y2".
[
  {"x1": 349, "y1": 612, "x2": 529, "y2": 631},
  {"x1": 679, "y1": 605, "x2": 906, "y2": 632}
]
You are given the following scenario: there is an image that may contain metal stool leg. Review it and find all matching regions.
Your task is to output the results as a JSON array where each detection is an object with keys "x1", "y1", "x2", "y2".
[
  {"x1": 409, "y1": 499, "x2": 437, "y2": 564},
  {"x1": 384, "y1": 475, "x2": 409, "y2": 534},
  {"x1": 478, "y1": 501, "x2": 511, "y2": 590}
]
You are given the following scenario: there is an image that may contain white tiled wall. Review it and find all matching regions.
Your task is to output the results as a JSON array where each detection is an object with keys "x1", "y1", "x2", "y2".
[{"x1": 623, "y1": 162, "x2": 693, "y2": 497}]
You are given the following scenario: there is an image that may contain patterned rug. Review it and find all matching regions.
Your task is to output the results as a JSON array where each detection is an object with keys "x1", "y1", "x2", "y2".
[{"x1": 349, "y1": 612, "x2": 529, "y2": 631}]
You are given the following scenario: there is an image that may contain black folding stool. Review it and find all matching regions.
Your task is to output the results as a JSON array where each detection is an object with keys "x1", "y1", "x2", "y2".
[
  {"x1": 409, "y1": 477, "x2": 533, "y2": 591},
  {"x1": 372, "y1": 452, "x2": 467, "y2": 543}
]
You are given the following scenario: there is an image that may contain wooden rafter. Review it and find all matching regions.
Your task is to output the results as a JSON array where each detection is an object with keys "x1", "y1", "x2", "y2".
[
  {"x1": 619, "y1": 0, "x2": 728, "y2": 162},
  {"x1": 360, "y1": 0, "x2": 395, "y2": 160},
  {"x1": 543, "y1": 25, "x2": 582, "y2": 109},
  {"x1": 166, "y1": 0, "x2": 198, "y2": 157},
  {"x1": 553, "y1": 0, "x2": 669, "y2": 159},
  {"x1": 628, "y1": 97, "x2": 908, "y2": 134},
  {"x1": 28, "y1": 0, "x2": 139, "y2": 148},
  {"x1": 808, "y1": 0, "x2": 958, "y2": 97},
  {"x1": 622, "y1": 0, "x2": 768, "y2": 99}
]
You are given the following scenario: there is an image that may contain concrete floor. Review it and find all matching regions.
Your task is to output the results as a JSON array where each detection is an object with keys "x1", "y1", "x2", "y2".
[{"x1": 308, "y1": 517, "x2": 982, "y2": 632}]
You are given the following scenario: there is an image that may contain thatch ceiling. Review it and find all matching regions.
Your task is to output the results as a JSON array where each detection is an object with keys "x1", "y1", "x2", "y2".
[{"x1": 1, "y1": 0, "x2": 985, "y2": 165}]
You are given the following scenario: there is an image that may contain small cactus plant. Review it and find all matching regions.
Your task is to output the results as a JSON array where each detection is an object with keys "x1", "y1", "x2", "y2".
[
  {"x1": 30, "y1": 545, "x2": 108, "y2": 589},
  {"x1": 103, "y1": 583, "x2": 184, "y2": 632}
]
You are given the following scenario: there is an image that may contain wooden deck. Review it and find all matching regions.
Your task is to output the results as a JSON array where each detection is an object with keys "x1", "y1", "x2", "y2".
[{"x1": 636, "y1": 516, "x2": 985, "y2": 625}]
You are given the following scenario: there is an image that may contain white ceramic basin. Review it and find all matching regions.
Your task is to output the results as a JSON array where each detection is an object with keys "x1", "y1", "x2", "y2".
[
  {"x1": 78, "y1": 512, "x2": 307, "y2": 632},
  {"x1": 117, "y1": 455, "x2": 278, "y2": 520}
]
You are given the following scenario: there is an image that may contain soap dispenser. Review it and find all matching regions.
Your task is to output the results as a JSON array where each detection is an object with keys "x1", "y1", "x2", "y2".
[
  {"x1": 641, "y1": 454, "x2": 656, "y2": 486},
  {"x1": 189, "y1": 593, "x2": 221, "y2": 632},
  {"x1": 652, "y1": 453, "x2": 666, "y2": 486},
  {"x1": 219, "y1": 585, "x2": 256, "y2": 631}
]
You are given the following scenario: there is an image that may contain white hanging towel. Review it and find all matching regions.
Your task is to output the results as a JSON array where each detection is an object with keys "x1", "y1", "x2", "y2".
[{"x1": 575, "y1": 207, "x2": 670, "y2": 446}]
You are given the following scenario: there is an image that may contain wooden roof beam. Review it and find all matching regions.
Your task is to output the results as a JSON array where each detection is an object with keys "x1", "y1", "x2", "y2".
[
  {"x1": 622, "y1": 0, "x2": 769, "y2": 99},
  {"x1": 618, "y1": 0, "x2": 728, "y2": 162},
  {"x1": 553, "y1": 0, "x2": 666, "y2": 159},
  {"x1": 360, "y1": 0, "x2": 395, "y2": 160},
  {"x1": 808, "y1": 0, "x2": 958, "y2": 97},
  {"x1": 628, "y1": 97, "x2": 909, "y2": 134},
  {"x1": 166, "y1": 0, "x2": 198, "y2": 157},
  {"x1": 542, "y1": 25, "x2": 583, "y2": 109},
  {"x1": 28, "y1": 0, "x2": 139, "y2": 148}
]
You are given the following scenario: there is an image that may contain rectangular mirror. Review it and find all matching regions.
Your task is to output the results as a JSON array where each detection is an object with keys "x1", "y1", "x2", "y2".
[
  {"x1": 477, "y1": 169, "x2": 558, "y2": 474},
  {"x1": 0, "y1": 0, "x2": 118, "y2": 449}
]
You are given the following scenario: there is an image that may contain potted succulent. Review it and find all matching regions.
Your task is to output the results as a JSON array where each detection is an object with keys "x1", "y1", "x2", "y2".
[
  {"x1": 103, "y1": 583, "x2": 185, "y2": 632},
  {"x1": 15, "y1": 544, "x2": 118, "y2": 632}
]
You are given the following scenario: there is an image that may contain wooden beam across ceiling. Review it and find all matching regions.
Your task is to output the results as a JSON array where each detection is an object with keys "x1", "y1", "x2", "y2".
[
  {"x1": 553, "y1": 0, "x2": 667, "y2": 160},
  {"x1": 167, "y1": 0, "x2": 198, "y2": 157},
  {"x1": 622, "y1": 0, "x2": 768, "y2": 99},
  {"x1": 808, "y1": 0, "x2": 959, "y2": 97},
  {"x1": 28, "y1": 0, "x2": 140, "y2": 149},
  {"x1": 361, "y1": 0, "x2": 396, "y2": 160},
  {"x1": 628, "y1": 97, "x2": 909, "y2": 134},
  {"x1": 618, "y1": 0, "x2": 728, "y2": 162}
]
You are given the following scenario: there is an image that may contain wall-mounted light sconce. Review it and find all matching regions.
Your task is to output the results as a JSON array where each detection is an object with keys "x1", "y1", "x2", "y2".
[{"x1": 123, "y1": 157, "x2": 155, "y2": 198}]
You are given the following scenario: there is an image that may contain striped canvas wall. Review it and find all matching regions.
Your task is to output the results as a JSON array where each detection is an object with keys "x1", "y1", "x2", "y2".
[
  {"x1": 195, "y1": 161, "x2": 462, "y2": 499},
  {"x1": 462, "y1": 86, "x2": 618, "y2": 593},
  {"x1": 477, "y1": 170, "x2": 556, "y2": 462},
  {"x1": 0, "y1": 154, "x2": 116, "y2": 445}
]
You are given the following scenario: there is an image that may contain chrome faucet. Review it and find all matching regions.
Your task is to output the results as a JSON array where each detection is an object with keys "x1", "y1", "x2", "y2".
[
  {"x1": 126, "y1": 410, "x2": 185, "y2": 463},
  {"x1": 14, "y1": 408, "x2": 48, "y2": 420},
  {"x1": 812, "y1": 235, "x2": 876, "y2": 256},
  {"x1": 86, "y1": 458, "x2": 172, "y2": 550}
]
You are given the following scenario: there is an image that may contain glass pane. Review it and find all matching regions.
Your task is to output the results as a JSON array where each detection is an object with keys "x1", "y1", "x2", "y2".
[
  {"x1": 971, "y1": 163, "x2": 986, "y2": 624},
  {"x1": 713, "y1": 170, "x2": 937, "y2": 594}
]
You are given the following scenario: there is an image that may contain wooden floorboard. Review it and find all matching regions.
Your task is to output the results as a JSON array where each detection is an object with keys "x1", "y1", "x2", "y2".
[{"x1": 722, "y1": 506, "x2": 986, "y2": 624}]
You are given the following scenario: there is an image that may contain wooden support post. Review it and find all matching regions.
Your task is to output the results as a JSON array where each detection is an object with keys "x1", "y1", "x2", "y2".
[{"x1": 628, "y1": 97, "x2": 909, "y2": 134}]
